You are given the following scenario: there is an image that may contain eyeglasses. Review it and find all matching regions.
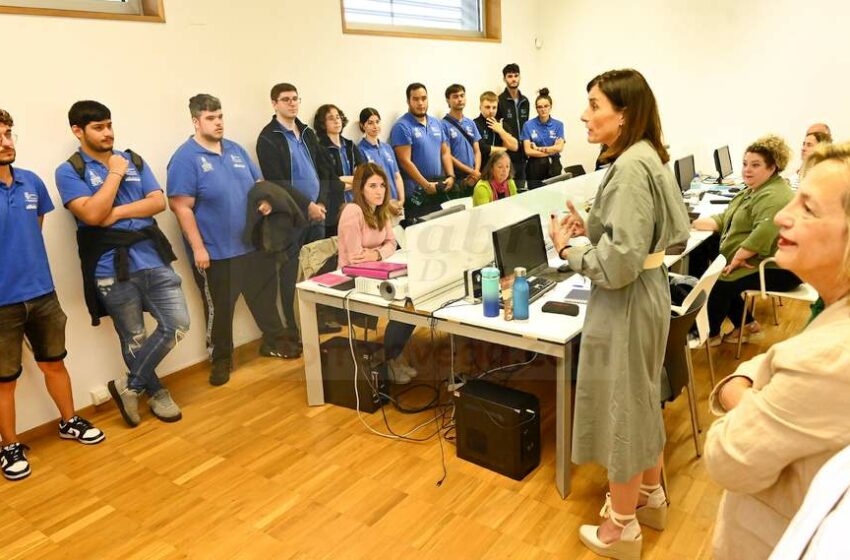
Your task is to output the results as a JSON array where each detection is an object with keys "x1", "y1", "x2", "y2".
[
  {"x1": 1, "y1": 131, "x2": 17, "y2": 144},
  {"x1": 277, "y1": 96, "x2": 300, "y2": 104}
]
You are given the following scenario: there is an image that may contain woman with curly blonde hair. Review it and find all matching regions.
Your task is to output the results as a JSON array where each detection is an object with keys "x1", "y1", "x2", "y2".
[{"x1": 693, "y1": 135, "x2": 801, "y2": 344}]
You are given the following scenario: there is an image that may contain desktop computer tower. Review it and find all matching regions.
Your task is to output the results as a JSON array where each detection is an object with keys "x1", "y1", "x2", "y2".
[
  {"x1": 454, "y1": 379, "x2": 540, "y2": 480},
  {"x1": 320, "y1": 337, "x2": 387, "y2": 413}
]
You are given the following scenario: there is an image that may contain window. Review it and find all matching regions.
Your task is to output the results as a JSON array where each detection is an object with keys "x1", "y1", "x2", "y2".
[
  {"x1": 341, "y1": 0, "x2": 501, "y2": 42},
  {"x1": 0, "y1": 0, "x2": 165, "y2": 22}
]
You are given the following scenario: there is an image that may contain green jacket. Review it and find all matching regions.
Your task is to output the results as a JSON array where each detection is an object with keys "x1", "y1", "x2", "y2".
[
  {"x1": 472, "y1": 179, "x2": 518, "y2": 206},
  {"x1": 711, "y1": 174, "x2": 793, "y2": 281}
]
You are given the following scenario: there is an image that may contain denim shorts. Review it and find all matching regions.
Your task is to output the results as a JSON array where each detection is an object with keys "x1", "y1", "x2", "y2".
[{"x1": 0, "y1": 292, "x2": 67, "y2": 381}]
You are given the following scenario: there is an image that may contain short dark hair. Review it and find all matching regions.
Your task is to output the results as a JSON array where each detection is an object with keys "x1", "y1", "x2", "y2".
[
  {"x1": 68, "y1": 100, "x2": 111, "y2": 129},
  {"x1": 188, "y1": 94, "x2": 221, "y2": 119},
  {"x1": 0, "y1": 109, "x2": 13, "y2": 128},
  {"x1": 587, "y1": 69, "x2": 669, "y2": 165},
  {"x1": 502, "y1": 63, "x2": 520, "y2": 76},
  {"x1": 313, "y1": 104, "x2": 349, "y2": 136},
  {"x1": 445, "y1": 84, "x2": 465, "y2": 99},
  {"x1": 406, "y1": 82, "x2": 427, "y2": 101},
  {"x1": 270, "y1": 83, "x2": 297, "y2": 102}
]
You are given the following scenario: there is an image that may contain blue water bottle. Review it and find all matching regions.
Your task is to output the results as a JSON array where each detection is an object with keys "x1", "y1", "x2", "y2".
[
  {"x1": 512, "y1": 267, "x2": 529, "y2": 320},
  {"x1": 481, "y1": 267, "x2": 501, "y2": 317}
]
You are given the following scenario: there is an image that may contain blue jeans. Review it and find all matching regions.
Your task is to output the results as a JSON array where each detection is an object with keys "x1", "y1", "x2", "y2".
[{"x1": 96, "y1": 267, "x2": 190, "y2": 395}]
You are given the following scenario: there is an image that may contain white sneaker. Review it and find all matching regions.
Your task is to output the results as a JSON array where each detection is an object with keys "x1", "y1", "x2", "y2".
[{"x1": 387, "y1": 359, "x2": 412, "y2": 384}]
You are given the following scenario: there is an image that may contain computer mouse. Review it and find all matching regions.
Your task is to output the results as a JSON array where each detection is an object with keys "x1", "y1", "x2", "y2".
[{"x1": 728, "y1": 186, "x2": 742, "y2": 193}]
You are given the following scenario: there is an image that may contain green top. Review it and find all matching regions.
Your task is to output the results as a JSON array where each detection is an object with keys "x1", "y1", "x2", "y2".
[
  {"x1": 472, "y1": 179, "x2": 518, "y2": 206},
  {"x1": 711, "y1": 174, "x2": 794, "y2": 281}
]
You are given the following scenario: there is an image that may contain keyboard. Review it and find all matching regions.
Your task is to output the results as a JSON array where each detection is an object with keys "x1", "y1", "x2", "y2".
[{"x1": 527, "y1": 276, "x2": 556, "y2": 303}]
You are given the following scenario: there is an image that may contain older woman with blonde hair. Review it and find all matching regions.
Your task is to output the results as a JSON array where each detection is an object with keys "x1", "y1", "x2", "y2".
[
  {"x1": 705, "y1": 141, "x2": 850, "y2": 559},
  {"x1": 472, "y1": 151, "x2": 517, "y2": 206},
  {"x1": 692, "y1": 135, "x2": 800, "y2": 344}
]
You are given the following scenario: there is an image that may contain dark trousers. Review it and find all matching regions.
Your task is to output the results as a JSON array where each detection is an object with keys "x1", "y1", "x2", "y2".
[
  {"x1": 686, "y1": 233, "x2": 721, "y2": 279},
  {"x1": 510, "y1": 153, "x2": 527, "y2": 191},
  {"x1": 708, "y1": 269, "x2": 801, "y2": 336},
  {"x1": 525, "y1": 156, "x2": 563, "y2": 190},
  {"x1": 384, "y1": 321, "x2": 415, "y2": 360},
  {"x1": 192, "y1": 251, "x2": 285, "y2": 364}
]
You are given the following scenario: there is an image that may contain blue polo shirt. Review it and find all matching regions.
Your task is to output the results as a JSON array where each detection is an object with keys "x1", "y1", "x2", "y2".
[
  {"x1": 327, "y1": 144, "x2": 353, "y2": 202},
  {"x1": 442, "y1": 115, "x2": 481, "y2": 170},
  {"x1": 56, "y1": 150, "x2": 164, "y2": 278},
  {"x1": 389, "y1": 113, "x2": 446, "y2": 196},
  {"x1": 0, "y1": 168, "x2": 55, "y2": 306},
  {"x1": 357, "y1": 139, "x2": 400, "y2": 200},
  {"x1": 278, "y1": 122, "x2": 320, "y2": 202},
  {"x1": 167, "y1": 137, "x2": 261, "y2": 261},
  {"x1": 520, "y1": 117, "x2": 565, "y2": 148}
]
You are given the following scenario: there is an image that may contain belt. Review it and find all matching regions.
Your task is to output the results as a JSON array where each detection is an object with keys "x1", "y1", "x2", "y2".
[{"x1": 643, "y1": 251, "x2": 665, "y2": 270}]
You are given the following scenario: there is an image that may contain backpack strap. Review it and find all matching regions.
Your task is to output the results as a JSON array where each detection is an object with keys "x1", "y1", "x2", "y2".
[
  {"x1": 444, "y1": 116, "x2": 476, "y2": 149},
  {"x1": 125, "y1": 149, "x2": 145, "y2": 172},
  {"x1": 66, "y1": 152, "x2": 86, "y2": 180}
]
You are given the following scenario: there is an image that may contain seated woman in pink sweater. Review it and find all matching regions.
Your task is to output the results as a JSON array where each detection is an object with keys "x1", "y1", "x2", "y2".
[{"x1": 337, "y1": 162, "x2": 417, "y2": 383}]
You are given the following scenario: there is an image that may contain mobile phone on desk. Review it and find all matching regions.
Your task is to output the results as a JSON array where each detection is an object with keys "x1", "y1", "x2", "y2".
[{"x1": 542, "y1": 301, "x2": 580, "y2": 316}]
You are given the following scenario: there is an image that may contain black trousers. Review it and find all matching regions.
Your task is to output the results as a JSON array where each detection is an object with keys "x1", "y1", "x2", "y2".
[
  {"x1": 509, "y1": 152, "x2": 527, "y2": 191},
  {"x1": 525, "y1": 156, "x2": 562, "y2": 190},
  {"x1": 192, "y1": 251, "x2": 285, "y2": 364},
  {"x1": 708, "y1": 269, "x2": 801, "y2": 336}
]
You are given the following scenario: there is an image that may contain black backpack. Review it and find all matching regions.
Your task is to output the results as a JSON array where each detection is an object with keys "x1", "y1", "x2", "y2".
[{"x1": 66, "y1": 149, "x2": 145, "y2": 180}]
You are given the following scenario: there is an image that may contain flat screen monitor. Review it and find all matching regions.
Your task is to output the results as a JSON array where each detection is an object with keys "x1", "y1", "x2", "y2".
[
  {"x1": 492, "y1": 215, "x2": 548, "y2": 277},
  {"x1": 674, "y1": 155, "x2": 695, "y2": 193},
  {"x1": 713, "y1": 145, "x2": 733, "y2": 183},
  {"x1": 414, "y1": 203, "x2": 464, "y2": 223}
]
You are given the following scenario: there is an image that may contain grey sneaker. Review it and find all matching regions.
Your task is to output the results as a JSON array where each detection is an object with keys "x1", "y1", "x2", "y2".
[
  {"x1": 148, "y1": 389, "x2": 182, "y2": 423},
  {"x1": 107, "y1": 377, "x2": 141, "y2": 428}
]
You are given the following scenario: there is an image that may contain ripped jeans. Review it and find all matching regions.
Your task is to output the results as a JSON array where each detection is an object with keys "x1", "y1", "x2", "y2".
[{"x1": 96, "y1": 266, "x2": 190, "y2": 395}]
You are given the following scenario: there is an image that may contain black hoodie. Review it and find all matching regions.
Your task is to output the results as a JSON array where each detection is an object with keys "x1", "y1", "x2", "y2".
[
  {"x1": 256, "y1": 117, "x2": 336, "y2": 217},
  {"x1": 496, "y1": 88, "x2": 530, "y2": 160}
]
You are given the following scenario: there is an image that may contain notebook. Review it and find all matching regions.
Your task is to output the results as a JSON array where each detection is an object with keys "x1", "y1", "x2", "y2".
[
  {"x1": 341, "y1": 261, "x2": 407, "y2": 280},
  {"x1": 312, "y1": 272, "x2": 354, "y2": 289}
]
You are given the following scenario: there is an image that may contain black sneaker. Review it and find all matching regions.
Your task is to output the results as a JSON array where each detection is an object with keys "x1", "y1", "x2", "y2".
[
  {"x1": 58, "y1": 416, "x2": 105, "y2": 445},
  {"x1": 260, "y1": 340, "x2": 301, "y2": 360},
  {"x1": 210, "y1": 359, "x2": 231, "y2": 386},
  {"x1": 1, "y1": 442, "x2": 31, "y2": 481}
]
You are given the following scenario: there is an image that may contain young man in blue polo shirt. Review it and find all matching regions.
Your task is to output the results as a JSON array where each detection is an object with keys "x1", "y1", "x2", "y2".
[
  {"x1": 56, "y1": 100, "x2": 186, "y2": 428},
  {"x1": 442, "y1": 84, "x2": 482, "y2": 198},
  {"x1": 256, "y1": 82, "x2": 341, "y2": 341},
  {"x1": 0, "y1": 109, "x2": 104, "y2": 481},
  {"x1": 390, "y1": 83, "x2": 456, "y2": 222},
  {"x1": 496, "y1": 63, "x2": 531, "y2": 190},
  {"x1": 169, "y1": 94, "x2": 293, "y2": 387}
]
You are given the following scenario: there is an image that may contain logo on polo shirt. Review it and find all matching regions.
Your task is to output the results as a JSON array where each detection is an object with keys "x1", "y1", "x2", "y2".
[
  {"x1": 449, "y1": 129, "x2": 458, "y2": 139},
  {"x1": 124, "y1": 166, "x2": 141, "y2": 182},
  {"x1": 430, "y1": 126, "x2": 441, "y2": 137},
  {"x1": 88, "y1": 169, "x2": 104, "y2": 187},
  {"x1": 549, "y1": 130, "x2": 557, "y2": 139},
  {"x1": 24, "y1": 191, "x2": 38, "y2": 210},
  {"x1": 531, "y1": 130, "x2": 539, "y2": 139},
  {"x1": 230, "y1": 154, "x2": 246, "y2": 169},
  {"x1": 200, "y1": 156, "x2": 213, "y2": 173},
  {"x1": 465, "y1": 125, "x2": 474, "y2": 135},
  {"x1": 413, "y1": 129, "x2": 423, "y2": 139}
]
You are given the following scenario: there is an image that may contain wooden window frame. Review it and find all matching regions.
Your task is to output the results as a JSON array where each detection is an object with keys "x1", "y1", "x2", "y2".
[
  {"x1": 0, "y1": 0, "x2": 165, "y2": 23},
  {"x1": 341, "y1": 0, "x2": 501, "y2": 43}
]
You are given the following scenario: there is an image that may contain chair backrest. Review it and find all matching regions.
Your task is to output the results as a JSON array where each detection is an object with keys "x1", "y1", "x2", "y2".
[
  {"x1": 676, "y1": 254, "x2": 726, "y2": 344},
  {"x1": 441, "y1": 197, "x2": 473, "y2": 211},
  {"x1": 393, "y1": 224, "x2": 406, "y2": 250},
  {"x1": 665, "y1": 291, "x2": 707, "y2": 399},
  {"x1": 564, "y1": 164, "x2": 586, "y2": 178}
]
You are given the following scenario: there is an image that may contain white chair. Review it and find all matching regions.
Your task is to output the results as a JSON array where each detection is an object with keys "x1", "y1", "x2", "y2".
[
  {"x1": 393, "y1": 224, "x2": 406, "y2": 250},
  {"x1": 735, "y1": 257, "x2": 819, "y2": 359},
  {"x1": 670, "y1": 254, "x2": 726, "y2": 387},
  {"x1": 440, "y1": 197, "x2": 472, "y2": 211}
]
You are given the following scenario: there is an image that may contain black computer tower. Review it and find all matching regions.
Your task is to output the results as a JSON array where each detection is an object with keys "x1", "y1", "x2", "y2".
[
  {"x1": 320, "y1": 337, "x2": 387, "y2": 413},
  {"x1": 454, "y1": 379, "x2": 541, "y2": 480}
]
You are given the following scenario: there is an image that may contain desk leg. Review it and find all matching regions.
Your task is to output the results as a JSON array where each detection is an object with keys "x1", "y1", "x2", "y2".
[
  {"x1": 555, "y1": 342, "x2": 573, "y2": 499},
  {"x1": 298, "y1": 290, "x2": 324, "y2": 406}
]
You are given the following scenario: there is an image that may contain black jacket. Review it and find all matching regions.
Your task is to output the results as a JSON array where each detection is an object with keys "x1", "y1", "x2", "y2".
[
  {"x1": 76, "y1": 223, "x2": 176, "y2": 326},
  {"x1": 496, "y1": 88, "x2": 530, "y2": 160},
  {"x1": 474, "y1": 114, "x2": 502, "y2": 166},
  {"x1": 244, "y1": 181, "x2": 306, "y2": 263},
  {"x1": 318, "y1": 134, "x2": 366, "y2": 231},
  {"x1": 256, "y1": 117, "x2": 335, "y2": 216}
]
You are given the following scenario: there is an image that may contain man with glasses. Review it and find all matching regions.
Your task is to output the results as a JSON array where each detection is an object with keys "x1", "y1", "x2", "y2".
[
  {"x1": 0, "y1": 108, "x2": 105, "y2": 481},
  {"x1": 257, "y1": 83, "x2": 339, "y2": 342}
]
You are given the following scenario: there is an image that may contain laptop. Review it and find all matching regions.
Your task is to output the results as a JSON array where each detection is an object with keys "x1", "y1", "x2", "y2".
[{"x1": 492, "y1": 215, "x2": 573, "y2": 303}]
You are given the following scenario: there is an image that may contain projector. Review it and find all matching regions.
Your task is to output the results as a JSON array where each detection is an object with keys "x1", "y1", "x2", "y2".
[{"x1": 355, "y1": 276, "x2": 410, "y2": 301}]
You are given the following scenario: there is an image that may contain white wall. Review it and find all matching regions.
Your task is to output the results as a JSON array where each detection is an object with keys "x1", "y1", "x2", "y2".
[
  {"x1": 5, "y1": 0, "x2": 543, "y2": 431},
  {"x1": 536, "y1": 0, "x2": 847, "y2": 176}
]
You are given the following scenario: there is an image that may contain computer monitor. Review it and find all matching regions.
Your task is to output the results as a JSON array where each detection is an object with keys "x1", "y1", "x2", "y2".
[
  {"x1": 414, "y1": 203, "x2": 465, "y2": 223},
  {"x1": 674, "y1": 155, "x2": 695, "y2": 193},
  {"x1": 713, "y1": 145, "x2": 733, "y2": 183},
  {"x1": 492, "y1": 215, "x2": 548, "y2": 277}
]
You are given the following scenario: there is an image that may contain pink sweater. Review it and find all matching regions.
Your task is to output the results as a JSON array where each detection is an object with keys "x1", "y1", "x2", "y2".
[{"x1": 337, "y1": 204, "x2": 397, "y2": 268}]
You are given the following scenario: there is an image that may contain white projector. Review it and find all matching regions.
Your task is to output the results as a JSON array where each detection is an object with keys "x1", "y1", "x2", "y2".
[{"x1": 354, "y1": 276, "x2": 410, "y2": 301}]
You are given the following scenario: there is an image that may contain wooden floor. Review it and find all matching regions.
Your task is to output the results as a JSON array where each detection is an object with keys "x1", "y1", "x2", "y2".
[{"x1": 0, "y1": 299, "x2": 811, "y2": 559}]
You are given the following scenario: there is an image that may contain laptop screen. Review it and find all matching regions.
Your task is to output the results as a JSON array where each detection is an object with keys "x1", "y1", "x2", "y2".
[{"x1": 492, "y1": 215, "x2": 548, "y2": 277}]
